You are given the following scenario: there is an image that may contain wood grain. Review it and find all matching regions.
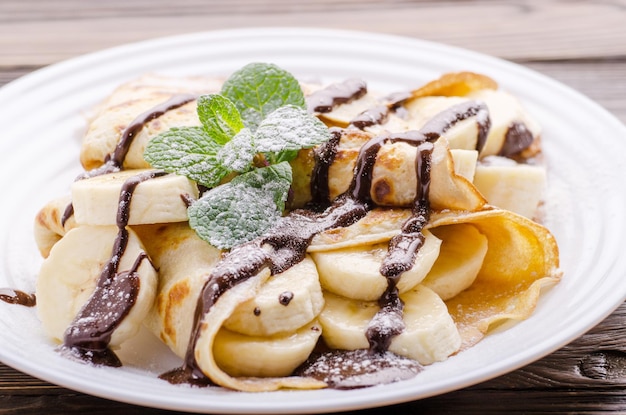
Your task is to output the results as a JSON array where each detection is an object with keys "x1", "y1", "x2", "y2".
[
  {"x1": 2, "y1": 0, "x2": 626, "y2": 413},
  {"x1": 1, "y1": 0, "x2": 626, "y2": 66}
]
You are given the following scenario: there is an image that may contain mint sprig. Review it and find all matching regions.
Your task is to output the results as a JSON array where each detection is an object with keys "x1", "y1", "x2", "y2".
[
  {"x1": 197, "y1": 94, "x2": 245, "y2": 145},
  {"x1": 188, "y1": 163, "x2": 292, "y2": 249},
  {"x1": 143, "y1": 126, "x2": 229, "y2": 188},
  {"x1": 221, "y1": 62, "x2": 307, "y2": 132},
  {"x1": 143, "y1": 62, "x2": 331, "y2": 249}
]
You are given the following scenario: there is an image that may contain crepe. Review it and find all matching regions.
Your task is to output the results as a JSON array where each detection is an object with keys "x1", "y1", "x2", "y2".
[
  {"x1": 33, "y1": 70, "x2": 561, "y2": 392},
  {"x1": 134, "y1": 222, "x2": 326, "y2": 392},
  {"x1": 309, "y1": 205, "x2": 561, "y2": 349},
  {"x1": 79, "y1": 74, "x2": 222, "y2": 171},
  {"x1": 289, "y1": 129, "x2": 486, "y2": 211}
]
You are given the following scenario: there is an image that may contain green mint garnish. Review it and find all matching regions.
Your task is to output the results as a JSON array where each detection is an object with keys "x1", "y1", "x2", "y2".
[
  {"x1": 221, "y1": 62, "x2": 306, "y2": 132},
  {"x1": 143, "y1": 62, "x2": 331, "y2": 249},
  {"x1": 254, "y1": 105, "x2": 331, "y2": 164},
  {"x1": 217, "y1": 128, "x2": 255, "y2": 173},
  {"x1": 188, "y1": 163, "x2": 292, "y2": 249},
  {"x1": 197, "y1": 94, "x2": 245, "y2": 145},
  {"x1": 143, "y1": 126, "x2": 229, "y2": 188}
]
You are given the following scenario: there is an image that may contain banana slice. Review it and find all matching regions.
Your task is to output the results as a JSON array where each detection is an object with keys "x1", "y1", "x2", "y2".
[
  {"x1": 403, "y1": 96, "x2": 481, "y2": 150},
  {"x1": 213, "y1": 320, "x2": 322, "y2": 378},
  {"x1": 34, "y1": 194, "x2": 76, "y2": 258},
  {"x1": 316, "y1": 91, "x2": 384, "y2": 128},
  {"x1": 319, "y1": 285, "x2": 461, "y2": 365},
  {"x1": 36, "y1": 225, "x2": 157, "y2": 346},
  {"x1": 223, "y1": 255, "x2": 324, "y2": 337},
  {"x1": 422, "y1": 224, "x2": 488, "y2": 300},
  {"x1": 311, "y1": 229, "x2": 441, "y2": 301},
  {"x1": 466, "y1": 89, "x2": 541, "y2": 157},
  {"x1": 473, "y1": 156, "x2": 546, "y2": 218},
  {"x1": 71, "y1": 169, "x2": 198, "y2": 226},
  {"x1": 450, "y1": 149, "x2": 478, "y2": 182}
]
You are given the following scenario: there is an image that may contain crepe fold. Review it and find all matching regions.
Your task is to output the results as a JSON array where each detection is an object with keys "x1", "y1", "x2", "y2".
[
  {"x1": 309, "y1": 206, "x2": 561, "y2": 349},
  {"x1": 133, "y1": 223, "x2": 326, "y2": 392},
  {"x1": 79, "y1": 74, "x2": 222, "y2": 171}
]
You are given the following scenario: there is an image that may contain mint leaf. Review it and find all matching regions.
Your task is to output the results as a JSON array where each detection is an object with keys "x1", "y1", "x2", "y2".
[
  {"x1": 143, "y1": 126, "x2": 229, "y2": 188},
  {"x1": 197, "y1": 94, "x2": 245, "y2": 145},
  {"x1": 188, "y1": 162, "x2": 292, "y2": 249},
  {"x1": 221, "y1": 63, "x2": 306, "y2": 132},
  {"x1": 217, "y1": 127, "x2": 255, "y2": 173},
  {"x1": 254, "y1": 105, "x2": 331, "y2": 163},
  {"x1": 239, "y1": 161, "x2": 292, "y2": 211}
]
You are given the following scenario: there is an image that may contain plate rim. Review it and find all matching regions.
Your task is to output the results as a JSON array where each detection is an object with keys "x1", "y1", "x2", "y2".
[{"x1": 2, "y1": 27, "x2": 626, "y2": 413}]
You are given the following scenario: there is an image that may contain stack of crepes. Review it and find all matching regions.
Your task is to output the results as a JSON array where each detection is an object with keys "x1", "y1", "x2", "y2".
[{"x1": 33, "y1": 71, "x2": 561, "y2": 392}]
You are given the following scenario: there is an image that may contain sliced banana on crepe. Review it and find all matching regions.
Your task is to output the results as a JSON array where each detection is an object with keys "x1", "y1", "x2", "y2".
[
  {"x1": 71, "y1": 169, "x2": 198, "y2": 226},
  {"x1": 421, "y1": 224, "x2": 488, "y2": 300},
  {"x1": 450, "y1": 149, "x2": 478, "y2": 181},
  {"x1": 36, "y1": 225, "x2": 157, "y2": 347},
  {"x1": 213, "y1": 321, "x2": 322, "y2": 378},
  {"x1": 33, "y1": 194, "x2": 76, "y2": 258},
  {"x1": 467, "y1": 89, "x2": 541, "y2": 157},
  {"x1": 319, "y1": 286, "x2": 461, "y2": 365},
  {"x1": 223, "y1": 255, "x2": 324, "y2": 337},
  {"x1": 193, "y1": 266, "x2": 326, "y2": 391},
  {"x1": 473, "y1": 156, "x2": 546, "y2": 219},
  {"x1": 311, "y1": 230, "x2": 441, "y2": 301},
  {"x1": 135, "y1": 223, "x2": 325, "y2": 391}
]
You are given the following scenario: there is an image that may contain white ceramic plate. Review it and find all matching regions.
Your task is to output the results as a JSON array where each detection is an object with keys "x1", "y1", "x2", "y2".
[{"x1": 1, "y1": 28, "x2": 626, "y2": 414}]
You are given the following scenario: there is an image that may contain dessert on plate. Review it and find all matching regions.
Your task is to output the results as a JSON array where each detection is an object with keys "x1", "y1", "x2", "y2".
[{"x1": 29, "y1": 63, "x2": 560, "y2": 391}]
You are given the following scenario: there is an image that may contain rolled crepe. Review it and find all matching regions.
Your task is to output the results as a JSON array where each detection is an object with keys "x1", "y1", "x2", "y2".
[
  {"x1": 289, "y1": 129, "x2": 486, "y2": 211},
  {"x1": 314, "y1": 71, "x2": 541, "y2": 160},
  {"x1": 79, "y1": 74, "x2": 222, "y2": 171},
  {"x1": 133, "y1": 223, "x2": 326, "y2": 392}
]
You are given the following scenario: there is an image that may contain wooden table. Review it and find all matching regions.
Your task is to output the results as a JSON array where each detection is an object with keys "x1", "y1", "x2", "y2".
[{"x1": 1, "y1": 1, "x2": 626, "y2": 413}]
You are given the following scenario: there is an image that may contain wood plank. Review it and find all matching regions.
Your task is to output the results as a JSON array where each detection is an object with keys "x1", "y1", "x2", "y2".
[
  {"x1": 3, "y1": 60, "x2": 625, "y2": 124},
  {"x1": 1, "y1": 0, "x2": 626, "y2": 66}
]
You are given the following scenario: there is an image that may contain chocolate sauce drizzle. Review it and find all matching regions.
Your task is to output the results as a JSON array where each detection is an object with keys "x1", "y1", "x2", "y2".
[
  {"x1": 161, "y1": 97, "x2": 489, "y2": 386},
  {"x1": 0, "y1": 288, "x2": 36, "y2": 307},
  {"x1": 307, "y1": 79, "x2": 367, "y2": 113},
  {"x1": 499, "y1": 121, "x2": 534, "y2": 157},
  {"x1": 279, "y1": 291, "x2": 294, "y2": 306},
  {"x1": 309, "y1": 127, "x2": 342, "y2": 205},
  {"x1": 347, "y1": 92, "x2": 491, "y2": 158},
  {"x1": 295, "y1": 349, "x2": 422, "y2": 389},
  {"x1": 77, "y1": 94, "x2": 197, "y2": 180},
  {"x1": 61, "y1": 170, "x2": 165, "y2": 366},
  {"x1": 60, "y1": 94, "x2": 196, "y2": 227},
  {"x1": 420, "y1": 100, "x2": 491, "y2": 153},
  {"x1": 349, "y1": 91, "x2": 412, "y2": 130}
]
